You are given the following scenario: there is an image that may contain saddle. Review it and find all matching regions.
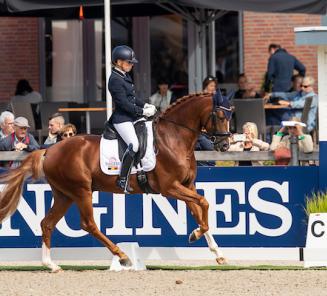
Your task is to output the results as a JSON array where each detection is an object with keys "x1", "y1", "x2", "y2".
[
  {"x1": 103, "y1": 119, "x2": 147, "y2": 165},
  {"x1": 103, "y1": 119, "x2": 156, "y2": 194}
]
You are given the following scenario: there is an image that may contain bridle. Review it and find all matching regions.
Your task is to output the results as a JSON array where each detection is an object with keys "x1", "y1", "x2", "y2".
[
  {"x1": 157, "y1": 91, "x2": 232, "y2": 143},
  {"x1": 204, "y1": 90, "x2": 232, "y2": 144}
]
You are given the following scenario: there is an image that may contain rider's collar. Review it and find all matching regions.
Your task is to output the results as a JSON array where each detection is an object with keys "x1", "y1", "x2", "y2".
[{"x1": 114, "y1": 67, "x2": 126, "y2": 76}]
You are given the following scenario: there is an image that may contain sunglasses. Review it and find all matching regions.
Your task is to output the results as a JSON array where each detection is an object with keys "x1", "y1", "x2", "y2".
[
  {"x1": 301, "y1": 85, "x2": 311, "y2": 88},
  {"x1": 62, "y1": 132, "x2": 74, "y2": 137}
]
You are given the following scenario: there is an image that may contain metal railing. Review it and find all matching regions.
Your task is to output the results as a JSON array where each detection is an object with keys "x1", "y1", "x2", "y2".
[{"x1": 0, "y1": 149, "x2": 318, "y2": 165}]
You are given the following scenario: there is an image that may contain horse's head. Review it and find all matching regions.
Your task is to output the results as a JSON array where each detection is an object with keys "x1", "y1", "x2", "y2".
[{"x1": 203, "y1": 89, "x2": 233, "y2": 152}]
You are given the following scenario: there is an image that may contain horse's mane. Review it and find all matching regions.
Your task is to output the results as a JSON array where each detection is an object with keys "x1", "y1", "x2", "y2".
[{"x1": 154, "y1": 92, "x2": 211, "y2": 123}]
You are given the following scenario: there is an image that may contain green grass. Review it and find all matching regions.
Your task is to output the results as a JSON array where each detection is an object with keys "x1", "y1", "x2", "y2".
[
  {"x1": 0, "y1": 265, "x2": 327, "y2": 272},
  {"x1": 305, "y1": 191, "x2": 327, "y2": 215}
]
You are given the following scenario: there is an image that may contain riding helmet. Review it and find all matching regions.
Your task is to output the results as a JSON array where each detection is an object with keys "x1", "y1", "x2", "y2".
[{"x1": 112, "y1": 45, "x2": 138, "y2": 64}]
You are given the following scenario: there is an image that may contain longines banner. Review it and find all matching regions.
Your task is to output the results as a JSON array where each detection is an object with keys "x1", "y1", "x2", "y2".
[{"x1": 0, "y1": 167, "x2": 318, "y2": 248}]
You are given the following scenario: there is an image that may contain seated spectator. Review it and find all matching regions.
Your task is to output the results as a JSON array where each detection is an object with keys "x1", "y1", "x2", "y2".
[
  {"x1": 59, "y1": 123, "x2": 77, "y2": 140},
  {"x1": 202, "y1": 75, "x2": 218, "y2": 94},
  {"x1": 0, "y1": 111, "x2": 14, "y2": 140},
  {"x1": 266, "y1": 76, "x2": 318, "y2": 133},
  {"x1": 234, "y1": 74, "x2": 261, "y2": 99},
  {"x1": 195, "y1": 133, "x2": 215, "y2": 166},
  {"x1": 44, "y1": 113, "x2": 65, "y2": 145},
  {"x1": 9, "y1": 79, "x2": 42, "y2": 129},
  {"x1": 0, "y1": 117, "x2": 39, "y2": 168},
  {"x1": 289, "y1": 74, "x2": 303, "y2": 92},
  {"x1": 228, "y1": 122, "x2": 269, "y2": 166},
  {"x1": 270, "y1": 118, "x2": 313, "y2": 154},
  {"x1": 149, "y1": 79, "x2": 172, "y2": 112}
]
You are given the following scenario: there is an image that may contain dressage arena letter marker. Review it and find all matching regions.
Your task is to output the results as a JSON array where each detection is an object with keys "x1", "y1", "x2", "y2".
[{"x1": 304, "y1": 213, "x2": 327, "y2": 267}]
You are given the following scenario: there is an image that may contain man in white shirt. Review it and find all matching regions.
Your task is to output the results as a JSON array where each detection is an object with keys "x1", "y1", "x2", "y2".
[
  {"x1": 149, "y1": 80, "x2": 172, "y2": 112},
  {"x1": 44, "y1": 113, "x2": 65, "y2": 145}
]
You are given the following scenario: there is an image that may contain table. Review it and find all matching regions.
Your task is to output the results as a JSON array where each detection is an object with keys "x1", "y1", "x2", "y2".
[
  {"x1": 264, "y1": 103, "x2": 290, "y2": 110},
  {"x1": 58, "y1": 107, "x2": 107, "y2": 134}
]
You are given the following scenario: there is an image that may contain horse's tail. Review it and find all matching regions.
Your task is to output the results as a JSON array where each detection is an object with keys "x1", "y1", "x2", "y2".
[{"x1": 0, "y1": 149, "x2": 46, "y2": 223}]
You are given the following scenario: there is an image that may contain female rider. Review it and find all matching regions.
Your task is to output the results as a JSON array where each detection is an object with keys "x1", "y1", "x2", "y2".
[{"x1": 108, "y1": 45, "x2": 156, "y2": 193}]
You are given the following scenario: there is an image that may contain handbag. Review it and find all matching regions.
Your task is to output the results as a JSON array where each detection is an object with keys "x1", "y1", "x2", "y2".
[{"x1": 273, "y1": 146, "x2": 291, "y2": 165}]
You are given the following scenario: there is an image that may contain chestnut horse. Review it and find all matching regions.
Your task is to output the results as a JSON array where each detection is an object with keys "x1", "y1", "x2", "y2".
[{"x1": 0, "y1": 92, "x2": 231, "y2": 272}]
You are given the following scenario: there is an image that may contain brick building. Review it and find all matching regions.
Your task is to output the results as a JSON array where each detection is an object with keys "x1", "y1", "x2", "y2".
[{"x1": 0, "y1": 12, "x2": 322, "y2": 102}]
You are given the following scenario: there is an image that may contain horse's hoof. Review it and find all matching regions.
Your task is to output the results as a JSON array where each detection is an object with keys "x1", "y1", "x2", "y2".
[
  {"x1": 119, "y1": 257, "x2": 132, "y2": 267},
  {"x1": 188, "y1": 230, "x2": 200, "y2": 243},
  {"x1": 216, "y1": 257, "x2": 227, "y2": 265},
  {"x1": 49, "y1": 265, "x2": 62, "y2": 273}
]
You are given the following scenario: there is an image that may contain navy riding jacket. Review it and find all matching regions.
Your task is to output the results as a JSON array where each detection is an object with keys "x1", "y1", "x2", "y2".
[
  {"x1": 108, "y1": 68, "x2": 145, "y2": 124},
  {"x1": 266, "y1": 48, "x2": 306, "y2": 92}
]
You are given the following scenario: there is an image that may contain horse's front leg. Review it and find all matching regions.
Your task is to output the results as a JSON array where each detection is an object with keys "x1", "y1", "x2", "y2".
[
  {"x1": 186, "y1": 201, "x2": 227, "y2": 265},
  {"x1": 165, "y1": 182, "x2": 209, "y2": 239}
]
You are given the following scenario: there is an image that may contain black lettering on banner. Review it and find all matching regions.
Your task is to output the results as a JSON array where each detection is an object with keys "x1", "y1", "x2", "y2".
[{"x1": 311, "y1": 220, "x2": 325, "y2": 237}]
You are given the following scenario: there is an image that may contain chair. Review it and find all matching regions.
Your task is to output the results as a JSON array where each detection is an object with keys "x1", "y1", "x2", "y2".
[
  {"x1": 233, "y1": 98, "x2": 266, "y2": 140},
  {"x1": 38, "y1": 102, "x2": 70, "y2": 138},
  {"x1": 88, "y1": 101, "x2": 108, "y2": 134},
  {"x1": 301, "y1": 96, "x2": 313, "y2": 133}
]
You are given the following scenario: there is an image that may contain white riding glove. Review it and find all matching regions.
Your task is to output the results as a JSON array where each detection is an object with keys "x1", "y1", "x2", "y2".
[
  {"x1": 143, "y1": 105, "x2": 156, "y2": 117},
  {"x1": 144, "y1": 103, "x2": 156, "y2": 109}
]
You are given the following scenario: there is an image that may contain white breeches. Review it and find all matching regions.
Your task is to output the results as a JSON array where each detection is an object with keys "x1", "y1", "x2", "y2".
[{"x1": 114, "y1": 121, "x2": 139, "y2": 152}]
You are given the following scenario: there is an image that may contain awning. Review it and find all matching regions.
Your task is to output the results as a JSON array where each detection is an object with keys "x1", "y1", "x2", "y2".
[{"x1": 0, "y1": 0, "x2": 326, "y2": 16}]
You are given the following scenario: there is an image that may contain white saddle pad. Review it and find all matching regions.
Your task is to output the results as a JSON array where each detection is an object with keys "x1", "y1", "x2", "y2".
[{"x1": 100, "y1": 121, "x2": 156, "y2": 175}]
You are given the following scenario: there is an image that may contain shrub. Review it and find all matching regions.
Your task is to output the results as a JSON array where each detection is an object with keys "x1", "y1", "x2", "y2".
[{"x1": 305, "y1": 191, "x2": 327, "y2": 216}]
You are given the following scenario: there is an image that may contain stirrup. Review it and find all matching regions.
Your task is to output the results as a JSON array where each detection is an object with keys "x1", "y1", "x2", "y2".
[{"x1": 116, "y1": 177, "x2": 133, "y2": 194}]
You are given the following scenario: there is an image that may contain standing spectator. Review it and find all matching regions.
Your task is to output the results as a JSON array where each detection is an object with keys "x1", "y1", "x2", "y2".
[
  {"x1": 264, "y1": 44, "x2": 306, "y2": 92},
  {"x1": 149, "y1": 79, "x2": 172, "y2": 112},
  {"x1": 44, "y1": 113, "x2": 65, "y2": 145},
  {"x1": 270, "y1": 118, "x2": 313, "y2": 160},
  {"x1": 228, "y1": 122, "x2": 269, "y2": 166},
  {"x1": 234, "y1": 73, "x2": 261, "y2": 99},
  {"x1": 0, "y1": 111, "x2": 14, "y2": 140},
  {"x1": 202, "y1": 75, "x2": 218, "y2": 94}
]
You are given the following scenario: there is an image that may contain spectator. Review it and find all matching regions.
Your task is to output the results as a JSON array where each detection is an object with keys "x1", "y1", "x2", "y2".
[
  {"x1": 289, "y1": 74, "x2": 303, "y2": 92},
  {"x1": 234, "y1": 73, "x2": 261, "y2": 99},
  {"x1": 202, "y1": 75, "x2": 217, "y2": 94},
  {"x1": 44, "y1": 113, "x2": 65, "y2": 145},
  {"x1": 149, "y1": 79, "x2": 172, "y2": 112},
  {"x1": 228, "y1": 122, "x2": 269, "y2": 166},
  {"x1": 266, "y1": 76, "x2": 318, "y2": 133},
  {"x1": 0, "y1": 117, "x2": 39, "y2": 168},
  {"x1": 270, "y1": 118, "x2": 313, "y2": 159},
  {"x1": 195, "y1": 134, "x2": 215, "y2": 166},
  {"x1": 59, "y1": 123, "x2": 77, "y2": 140},
  {"x1": 0, "y1": 111, "x2": 14, "y2": 140},
  {"x1": 264, "y1": 44, "x2": 306, "y2": 92},
  {"x1": 9, "y1": 79, "x2": 42, "y2": 129}
]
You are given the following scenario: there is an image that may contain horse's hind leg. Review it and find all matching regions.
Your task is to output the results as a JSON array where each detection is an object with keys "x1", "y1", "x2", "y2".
[
  {"x1": 186, "y1": 201, "x2": 227, "y2": 265},
  {"x1": 41, "y1": 188, "x2": 72, "y2": 272},
  {"x1": 75, "y1": 189, "x2": 132, "y2": 267}
]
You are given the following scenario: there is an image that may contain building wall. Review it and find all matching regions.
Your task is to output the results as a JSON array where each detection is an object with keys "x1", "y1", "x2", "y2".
[
  {"x1": 0, "y1": 18, "x2": 39, "y2": 102},
  {"x1": 243, "y1": 12, "x2": 321, "y2": 92}
]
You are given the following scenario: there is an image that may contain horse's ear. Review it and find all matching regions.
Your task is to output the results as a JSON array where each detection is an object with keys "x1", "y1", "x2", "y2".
[
  {"x1": 215, "y1": 88, "x2": 224, "y2": 105},
  {"x1": 226, "y1": 90, "x2": 235, "y2": 101}
]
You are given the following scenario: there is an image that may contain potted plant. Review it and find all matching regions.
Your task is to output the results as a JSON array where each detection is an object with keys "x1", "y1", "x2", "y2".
[{"x1": 304, "y1": 191, "x2": 327, "y2": 267}]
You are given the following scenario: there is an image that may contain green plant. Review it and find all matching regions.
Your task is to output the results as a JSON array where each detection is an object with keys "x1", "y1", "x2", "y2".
[{"x1": 305, "y1": 191, "x2": 327, "y2": 216}]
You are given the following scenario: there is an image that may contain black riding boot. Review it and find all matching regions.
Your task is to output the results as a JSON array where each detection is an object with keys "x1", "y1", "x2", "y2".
[{"x1": 116, "y1": 146, "x2": 135, "y2": 193}]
